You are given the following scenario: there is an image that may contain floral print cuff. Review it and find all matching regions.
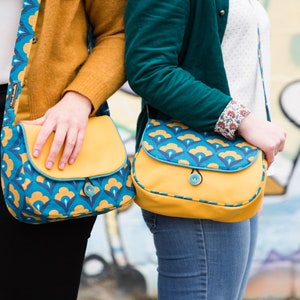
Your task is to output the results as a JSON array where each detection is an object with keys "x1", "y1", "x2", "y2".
[{"x1": 214, "y1": 100, "x2": 251, "y2": 140}]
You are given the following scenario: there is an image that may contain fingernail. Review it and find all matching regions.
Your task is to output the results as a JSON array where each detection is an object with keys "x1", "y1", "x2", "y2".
[
  {"x1": 33, "y1": 150, "x2": 39, "y2": 157},
  {"x1": 59, "y1": 163, "x2": 66, "y2": 170},
  {"x1": 46, "y1": 161, "x2": 53, "y2": 169},
  {"x1": 69, "y1": 158, "x2": 74, "y2": 165}
]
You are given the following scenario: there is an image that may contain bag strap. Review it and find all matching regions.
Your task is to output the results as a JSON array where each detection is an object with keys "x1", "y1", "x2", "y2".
[
  {"x1": 257, "y1": 27, "x2": 271, "y2": 122},
  {"x1": 4, "y1": 1, "x2": 110, "y2": 123},
  {"x1": 4, "y1": 0, "x2": 42, "y2": 127},
  {"x1": 248, "y1": 0, "x2": 271, "y2": 122}
]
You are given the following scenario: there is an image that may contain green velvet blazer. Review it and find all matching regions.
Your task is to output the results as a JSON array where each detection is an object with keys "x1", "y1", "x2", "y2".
[{"x1": 125, "y1": 0, "x2": 233, "y2": 146}]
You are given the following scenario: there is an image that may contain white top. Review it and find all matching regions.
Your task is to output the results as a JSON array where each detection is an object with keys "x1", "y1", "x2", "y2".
[
  {"x1": 222, "y1": 0, "x2": 270, "y2": 119},
  {"x1": 0, "y1": 0, "x2": 23, "y2": 84}
]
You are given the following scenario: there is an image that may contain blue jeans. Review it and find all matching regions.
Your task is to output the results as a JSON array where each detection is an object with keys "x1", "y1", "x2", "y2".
[{"x1": 142, "y1": 210, "x2": 258, "y2": 300}]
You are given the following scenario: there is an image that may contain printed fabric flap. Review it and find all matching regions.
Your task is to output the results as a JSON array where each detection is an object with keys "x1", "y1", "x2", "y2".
[
  {"x1": 20, "y1": 116, "x2": 127, "y2": 180},
  {"x1": 141, "y1": 119, "x2": 260, "y2": 173}
]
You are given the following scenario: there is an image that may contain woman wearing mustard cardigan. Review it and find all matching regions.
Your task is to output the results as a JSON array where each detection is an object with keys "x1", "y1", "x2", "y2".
[{"x1": 0, "y1": 0, "x2": 126, "y2": 299}]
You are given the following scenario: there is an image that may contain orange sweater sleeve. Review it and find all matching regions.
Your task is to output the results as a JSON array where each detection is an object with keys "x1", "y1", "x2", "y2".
[{"x1": 65, "y1": 0, "x2": 127, "y2": 115}]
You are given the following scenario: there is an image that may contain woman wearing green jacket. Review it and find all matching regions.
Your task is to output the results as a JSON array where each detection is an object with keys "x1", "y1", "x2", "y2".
[
  {"x1": 125, "y1": 0, "x2": 286, "y2": 299},
  {"x1": 0, "y1": 0, "x2": 126, "y2": 299}
]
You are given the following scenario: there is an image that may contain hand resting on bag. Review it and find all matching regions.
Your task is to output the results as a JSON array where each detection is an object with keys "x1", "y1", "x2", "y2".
[
  {"x1": 237, "y1": 112, "x2": 286, "y2": 167},
  {"x1": 20, "y1": 91, "x2": 92, "y2": 170}
]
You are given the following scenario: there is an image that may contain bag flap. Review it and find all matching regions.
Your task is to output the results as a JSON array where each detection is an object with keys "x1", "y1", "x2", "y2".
[
  {"x1": 20, "y1": 116, "x2": 127, "y2": 179},
  {"x1": 141, "y1": 119, "x2": 260, "y2": 172}
]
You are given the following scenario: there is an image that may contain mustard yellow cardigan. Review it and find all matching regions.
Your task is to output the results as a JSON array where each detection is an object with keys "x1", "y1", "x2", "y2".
[{"x1": 16, "y1": 0, "x2": 126, "y2": 121}]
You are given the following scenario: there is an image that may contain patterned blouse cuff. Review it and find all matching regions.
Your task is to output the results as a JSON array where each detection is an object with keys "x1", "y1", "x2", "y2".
[{"x1": 214, "y1": 100, "x2": 251, "y2": 140}]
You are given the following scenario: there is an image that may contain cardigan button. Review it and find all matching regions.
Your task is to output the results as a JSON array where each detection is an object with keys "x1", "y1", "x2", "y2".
[
  {"x1": 32, "y1": 36, "x2": 38, "y2": 44},
  {"x1": 219, "y1": 10, "x2": 226, "y2": 16}
]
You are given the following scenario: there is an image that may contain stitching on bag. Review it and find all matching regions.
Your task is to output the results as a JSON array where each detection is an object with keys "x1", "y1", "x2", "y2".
[{"x1": 132, "y1": 155, "x2": 267, "y2": 207}]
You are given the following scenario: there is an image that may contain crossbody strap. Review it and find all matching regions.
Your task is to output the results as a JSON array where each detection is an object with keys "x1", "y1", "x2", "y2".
[
  {"x1": 4, "y1": 0, "x2": 41, "y2": 126},
  {"x1": 248, "y1": 0, "x2": 271, "y2": 122},
  {"x1": 257, "y1": 27, "x2": 271, "y2": 122}
]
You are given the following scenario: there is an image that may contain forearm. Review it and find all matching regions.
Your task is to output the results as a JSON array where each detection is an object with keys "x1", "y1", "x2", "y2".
[{"x1": 66, "y1": 0, "x2": 127, "y2": 113}]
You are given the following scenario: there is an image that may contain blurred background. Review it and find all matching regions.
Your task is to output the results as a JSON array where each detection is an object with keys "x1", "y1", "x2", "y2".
[{"x1": 78, "y1": 1, "x2": 300, "y2": 299}]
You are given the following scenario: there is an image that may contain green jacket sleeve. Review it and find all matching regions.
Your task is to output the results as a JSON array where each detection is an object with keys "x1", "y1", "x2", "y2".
[{"x1": 125, "y1": 0, "x2": 232, "y2": 131}]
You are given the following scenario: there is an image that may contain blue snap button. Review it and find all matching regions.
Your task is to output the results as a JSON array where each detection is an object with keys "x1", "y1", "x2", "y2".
[
  {"x1": 84, "y1": 182, "x2": 96, "y2": 197},
  {"x1": 189, "y1": 173, "x2": 202, "y2": 186}
]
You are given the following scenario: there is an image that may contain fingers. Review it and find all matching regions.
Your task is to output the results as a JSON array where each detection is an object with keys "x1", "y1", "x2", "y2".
[
  {"x1": 66, "y1": 129, "x2": 85, "y2": 165},
  {"x1": 46, "y1": 125, "x2": 69, "y2": 170},
  {"x1": 28, "y1": 92, "x2": 92, "y2": 170},
  {"x1": 264, "y1": 129, "x2": 286, "y2": 168},
  {"x1": 278, "y1": 130, "x2": 287, "y2": 153},
  {"x1": 30, "y1": 117, "x2": 87, "y2": 170},
  {"x1": 56, "y1": 128, "x2": 85, "y2": 170},
  {"x1": 264, "y1": 152, "x2": 275, "y2": 168},
  {"x1": 32, "y1": 119, "x2": 57, "y2": 161},
  {"x1": 35, "y1": 124, "x2": 85, "y2": 170},
  {"x1": 238, "y1": 114, "x2": 287, "y2": 168}
]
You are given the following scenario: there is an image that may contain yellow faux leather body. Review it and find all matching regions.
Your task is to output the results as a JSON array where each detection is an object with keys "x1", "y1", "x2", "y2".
[
  {"x1": 21, "y1": 116, "x2": 127, "y2": 179},
  {"x1": 132, "y1": 148, "x2": 267, "y2": 222}
]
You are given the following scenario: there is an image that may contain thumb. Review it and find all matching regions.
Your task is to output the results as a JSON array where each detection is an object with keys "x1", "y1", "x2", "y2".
[{"x1": 20, "y1": 116, "x2": 45, "y2": 126}]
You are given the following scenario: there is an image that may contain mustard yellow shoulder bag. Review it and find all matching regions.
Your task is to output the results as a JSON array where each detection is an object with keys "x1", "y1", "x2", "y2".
[
  {"x1": 1, "y1": 0, "x2": 135, "y2": 224},
  {"x1": 131, "y1": 27, "x2": 270, "y2": 222}
]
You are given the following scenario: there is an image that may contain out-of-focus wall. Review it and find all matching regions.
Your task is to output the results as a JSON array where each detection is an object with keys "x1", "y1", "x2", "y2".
[{"x1": 245, "y1": 1, "x2": 300, "y2": 299}]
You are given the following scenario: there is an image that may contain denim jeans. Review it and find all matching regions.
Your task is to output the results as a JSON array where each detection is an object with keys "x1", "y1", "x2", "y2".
[{"x1": 142, "y1": 210, "x2": 258, "y2": 300}]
